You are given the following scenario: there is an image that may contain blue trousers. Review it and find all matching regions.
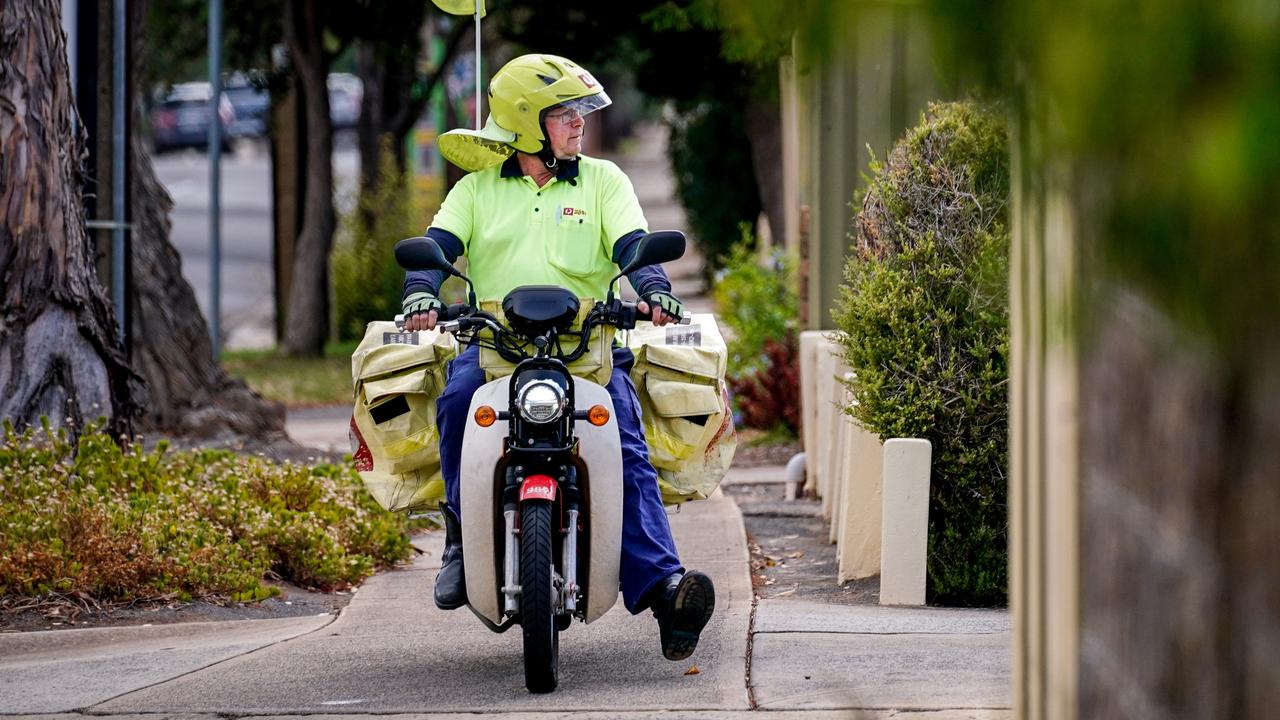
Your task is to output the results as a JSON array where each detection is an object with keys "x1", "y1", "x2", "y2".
[{"x1": 436, "y1": 345, "x2": 683, "y2": 614}]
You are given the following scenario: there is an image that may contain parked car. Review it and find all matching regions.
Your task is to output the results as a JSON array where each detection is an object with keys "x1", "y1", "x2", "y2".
[
  {"x1": 224, "y1": 76, "x2": 270, "y2": 138},
  {"x1": 150, "y1": 82, "x2": 234, "y2": 153},
  {"x1": 328, "y1": 72, "x2": 362, "y2": 130}
]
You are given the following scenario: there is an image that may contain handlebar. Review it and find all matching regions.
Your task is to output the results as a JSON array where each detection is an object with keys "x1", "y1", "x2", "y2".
[{"x1": 396, "y1": 298, "x2": 690, "y2": 362}]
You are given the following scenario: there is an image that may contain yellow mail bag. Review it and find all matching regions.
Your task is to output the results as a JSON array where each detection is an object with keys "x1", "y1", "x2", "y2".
[
  {"x1": 350, "y1": 321, "x2": 457, "y2": 512},
  {"x1": 627, "y1": 314, "x2": 737, "y2": 505}
]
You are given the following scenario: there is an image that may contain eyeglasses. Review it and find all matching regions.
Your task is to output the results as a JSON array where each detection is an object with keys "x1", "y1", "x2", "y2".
[{"x1": 545, "y1": 107, "x2": 583, "y2": 125}]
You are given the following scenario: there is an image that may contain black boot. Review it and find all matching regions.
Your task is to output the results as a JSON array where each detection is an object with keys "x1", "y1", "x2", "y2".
[
  {"x1": 649, "y1": 570, "x2": 716, "y2": 661},
  {"x1": 434, "y1": 502, "x2": 467, "y2": 610}
]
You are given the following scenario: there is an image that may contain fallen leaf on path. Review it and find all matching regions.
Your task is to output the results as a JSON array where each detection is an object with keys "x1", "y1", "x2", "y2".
[
  {"x1": 787, "y1": 551, "x2": 805, "y2": 559},
  {"x1": 685, "y1": 665, "x2": 700, "y2": 676}
]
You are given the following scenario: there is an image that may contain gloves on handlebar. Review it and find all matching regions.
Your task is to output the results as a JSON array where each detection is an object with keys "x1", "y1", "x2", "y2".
[
  {"x1": 646, "y1": 291, "x2": 684, "y2": 320},
  {"x1": 402, "y1": 291, "x2": 444, "y2": 320}
]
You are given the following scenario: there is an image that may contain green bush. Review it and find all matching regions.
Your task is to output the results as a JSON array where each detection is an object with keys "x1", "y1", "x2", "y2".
[
  {"x1": 332, "y1": 148, "x2": 453, "y2": 343},
  {"x1": 833, "y1": 101, "x2": 1010, "y2": 606},
  {"x1": 667, "y1": 99, "x2": 763, "y2": 277},
  {"x1": 713, "y1": 232, "x2": 801, "y2": 434},
  {"x1": 0, "y1": 420, "x2": 414, "y2": 604}
]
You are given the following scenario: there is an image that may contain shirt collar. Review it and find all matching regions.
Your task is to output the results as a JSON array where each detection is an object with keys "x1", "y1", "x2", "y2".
[{"x1": 500, "y1": 154, "x2": 581, "y2": 181}]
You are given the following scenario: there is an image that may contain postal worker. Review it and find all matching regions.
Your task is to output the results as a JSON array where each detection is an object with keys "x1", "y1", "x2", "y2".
[{"x1": 401, "y1": 53, "x2": 714, "y2": 661}]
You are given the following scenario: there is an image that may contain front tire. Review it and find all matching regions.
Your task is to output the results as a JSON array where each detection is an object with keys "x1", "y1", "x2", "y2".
[{"x1": 520, "y1": 500, "x2": 559, "y2": 693}]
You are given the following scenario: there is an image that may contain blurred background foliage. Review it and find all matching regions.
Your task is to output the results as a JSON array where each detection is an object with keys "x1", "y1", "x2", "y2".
[
  {"x1": 495, "y1": 0, "x2": 775, "y2": 274},
  {"x1": 712, "y1": 0, "x2": 1280, "y2": 360},
  {"x1": 713, "y1": 232, "x2": 801, "y2": 435}
]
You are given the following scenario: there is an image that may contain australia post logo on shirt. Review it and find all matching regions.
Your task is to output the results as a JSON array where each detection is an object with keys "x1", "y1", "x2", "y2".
[{"x1": 557, "y1": 205, "x2": 588, "y2": 224}]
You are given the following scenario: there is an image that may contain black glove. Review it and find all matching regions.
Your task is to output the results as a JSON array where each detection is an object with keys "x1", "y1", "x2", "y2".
[
  {"x1": 645, "y1": 291, "x2": 684, "y2": 321},
  {"x1": 402, "y1": 291, "x2": 444, "y2": 323}
]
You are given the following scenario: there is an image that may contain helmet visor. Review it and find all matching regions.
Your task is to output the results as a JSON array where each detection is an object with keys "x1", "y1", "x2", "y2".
[{"x1": 544, "y1": 91, "x2": 612, "y2": 125}]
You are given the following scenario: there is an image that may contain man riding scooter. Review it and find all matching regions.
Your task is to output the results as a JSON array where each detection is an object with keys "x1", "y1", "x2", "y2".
[{"x1": 401, "y1": 53, "x2": 715, "y2": 661}]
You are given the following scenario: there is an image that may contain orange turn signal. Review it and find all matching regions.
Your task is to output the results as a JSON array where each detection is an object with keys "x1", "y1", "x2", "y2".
[
  {"x1": 587, "y1": 405, "x2": 610, "y2": 426},
  {"x1": 474, "y1": 405, "x2": 497, "y2": 427}
]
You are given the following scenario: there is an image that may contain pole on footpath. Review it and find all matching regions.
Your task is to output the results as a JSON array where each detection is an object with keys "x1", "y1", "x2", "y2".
[
  {"x1": 111, "y1": 0, "x2": 126, "y2": 343},
  {"x1": 208, "y1": 0, "x2": 223, "y2": 356},
  {"x1": 474, "y1": 0, "x2": 482, "y2": 129}
]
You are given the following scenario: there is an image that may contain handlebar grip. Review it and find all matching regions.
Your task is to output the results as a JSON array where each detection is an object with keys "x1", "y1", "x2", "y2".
[{"x1": 441, "y1": 303, "x2": 469, "y2": 321}]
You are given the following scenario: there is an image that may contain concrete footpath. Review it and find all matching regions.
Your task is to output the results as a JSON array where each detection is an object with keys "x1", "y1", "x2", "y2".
[{"x1": 1, "y1": 452, "x2": 1011, "y2": 718}]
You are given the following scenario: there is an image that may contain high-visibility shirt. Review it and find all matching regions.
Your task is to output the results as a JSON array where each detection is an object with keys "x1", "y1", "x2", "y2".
[{"x1": 426, "y1": 154, "x2": 648, "y2": 303}]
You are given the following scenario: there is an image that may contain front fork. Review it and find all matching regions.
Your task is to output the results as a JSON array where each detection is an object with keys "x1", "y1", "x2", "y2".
[{"x1": 501, "y1": 464, "x2": 582, "y2": 619}]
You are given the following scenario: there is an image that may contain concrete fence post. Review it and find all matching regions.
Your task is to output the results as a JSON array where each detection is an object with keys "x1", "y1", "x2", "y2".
[
  {"x1": 837, "y1": 422, "x2": 884, "y2": 583},
  {"x1": 830, "y1": 371, "x2": 857, "y2": 543},
  {"x1": 815, "y1": 342, "x2": 840, "y2": 508},
  {"x1": 879, "y1": 438, "x2": 932, "y2": 606},
  {"x1": 798, "y1": 331, "x2": 825, "y2": 496}
]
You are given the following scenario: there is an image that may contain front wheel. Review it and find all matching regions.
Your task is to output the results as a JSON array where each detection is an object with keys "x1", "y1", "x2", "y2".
[{"x1": 520, "y1": 500, "x2": 559, "y2": 693}]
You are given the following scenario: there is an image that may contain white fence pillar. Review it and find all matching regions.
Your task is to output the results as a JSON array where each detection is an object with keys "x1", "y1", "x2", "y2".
[
  {"x1": 837, "y1": 422, "x2": 884, "y2": 582},
  {"x1": 879, "y1": 438, "x2": 932, "y2": 606},
  {"x1": 830, "y1": 371, "x2": 856, "y2": 543},
  {"x1": 815, "y1": 341, "x2": 840, "y2": 511},
  {"x1": 798, "y1": 330, "x2": 826, "y2": 496}
]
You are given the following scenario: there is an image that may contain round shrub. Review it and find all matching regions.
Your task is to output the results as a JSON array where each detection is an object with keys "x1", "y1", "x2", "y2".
[{"x1": 833, "y1": 100, "x2": 1010, "y2": 606}]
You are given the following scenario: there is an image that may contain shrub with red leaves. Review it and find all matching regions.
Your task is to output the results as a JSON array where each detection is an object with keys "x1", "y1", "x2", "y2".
[{"x1": 728, "y1": 334, "x2": 801, "y2": 433}]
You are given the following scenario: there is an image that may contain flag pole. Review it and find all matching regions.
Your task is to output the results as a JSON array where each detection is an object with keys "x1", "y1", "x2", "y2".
[{"x1": 474, "y1": 0, "x2": 482, "y2": 129}]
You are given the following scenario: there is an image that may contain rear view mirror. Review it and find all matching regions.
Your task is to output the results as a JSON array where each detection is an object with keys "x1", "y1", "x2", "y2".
[
  {"x1": 394, "y1": 236, "x2": 477, "y2": 307},
  {"x1": 617, "y1": 230, "x2": 686, "y2": 276},
  {"x1": 394, "y1": 236, "x2": 458, "y2": 275}
]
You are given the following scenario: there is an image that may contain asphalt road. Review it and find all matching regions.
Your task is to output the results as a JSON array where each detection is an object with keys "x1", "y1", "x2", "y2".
[{"x1": 152, "y1": 134, "x2": 359, "y2": 350}]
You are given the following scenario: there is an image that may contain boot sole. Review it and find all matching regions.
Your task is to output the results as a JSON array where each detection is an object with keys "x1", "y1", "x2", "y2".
[
  {"x1": 664, "y1": 571, "x2": 715, "y2": 661},
  {"x1": 434, "y1": 594, "x2": 467, "y2": 611}
]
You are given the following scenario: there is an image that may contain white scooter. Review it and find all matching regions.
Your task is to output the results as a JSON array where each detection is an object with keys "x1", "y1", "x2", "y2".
[{"x1": 393, "y1": 231, "x2": 688, "y2": 694}]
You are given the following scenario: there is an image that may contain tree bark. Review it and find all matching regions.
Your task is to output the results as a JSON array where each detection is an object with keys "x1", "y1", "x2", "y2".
[
  {"x1": 0, "y1": 0, "x2": 138, "y2": 439},
  {"x1": 282, "y1": 0, "x2": 335, "y2": 357},
  {"x1": 124, "y1": 0, "x2": 285, "y2": 439}
]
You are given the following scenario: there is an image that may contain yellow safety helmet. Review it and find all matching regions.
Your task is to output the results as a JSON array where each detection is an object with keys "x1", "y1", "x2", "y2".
[
  {"x1": 488, "y1": 53, "x2": 611, "y2": 154},
  {"x1": 437, "y1": 54, "x2": 610, "y2": 173}
]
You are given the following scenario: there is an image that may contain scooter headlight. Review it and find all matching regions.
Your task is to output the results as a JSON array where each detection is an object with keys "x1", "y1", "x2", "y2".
[{"x1": 517, "y1": 380, "x2": 566, "y2": 424}]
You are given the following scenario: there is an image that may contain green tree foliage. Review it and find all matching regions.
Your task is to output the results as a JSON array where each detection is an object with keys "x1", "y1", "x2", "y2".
[
  {"x1": 667, "y1": 101, "x2": 762, "y2": 276},
  {"x1": 834, "y1": 101, "x2": 1010, "y2": 605},
  {"x1": 931, "y1": 0, "x2": 1280, "y2": 359},
  {"x1": 146, "y1": 0, "x2": 283, "y2": 88}
]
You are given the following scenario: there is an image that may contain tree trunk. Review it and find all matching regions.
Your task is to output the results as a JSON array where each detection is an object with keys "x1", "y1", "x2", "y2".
[
  {"x1": 125, "y1": 0, "x2": 285, "y2": 439},
  {"x1": 282, "y1": 0, "x2": 335, "y2": 357},
  {"x1": 355, "y1": 41, "x2": 387, "y2": 201},
  {"x1": 0, "y1": 0, "x2": 138, "y2": 439},
  {"x1": 743, "y1": 84, "x2": 785, "y2": 249}
]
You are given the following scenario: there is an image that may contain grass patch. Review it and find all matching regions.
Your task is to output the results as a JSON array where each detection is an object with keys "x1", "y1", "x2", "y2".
[
  {"x1": 222, "y1": 340, "x2": 359, "y2": 408},
  {"x1": 0, "y1": 420, "x2": 416, "y2": 608}
]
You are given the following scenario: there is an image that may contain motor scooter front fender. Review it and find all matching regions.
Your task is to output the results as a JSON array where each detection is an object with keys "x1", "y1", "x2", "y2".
[{"x1": 460, "y1": 377, "x2": 623, "y2": 626}]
